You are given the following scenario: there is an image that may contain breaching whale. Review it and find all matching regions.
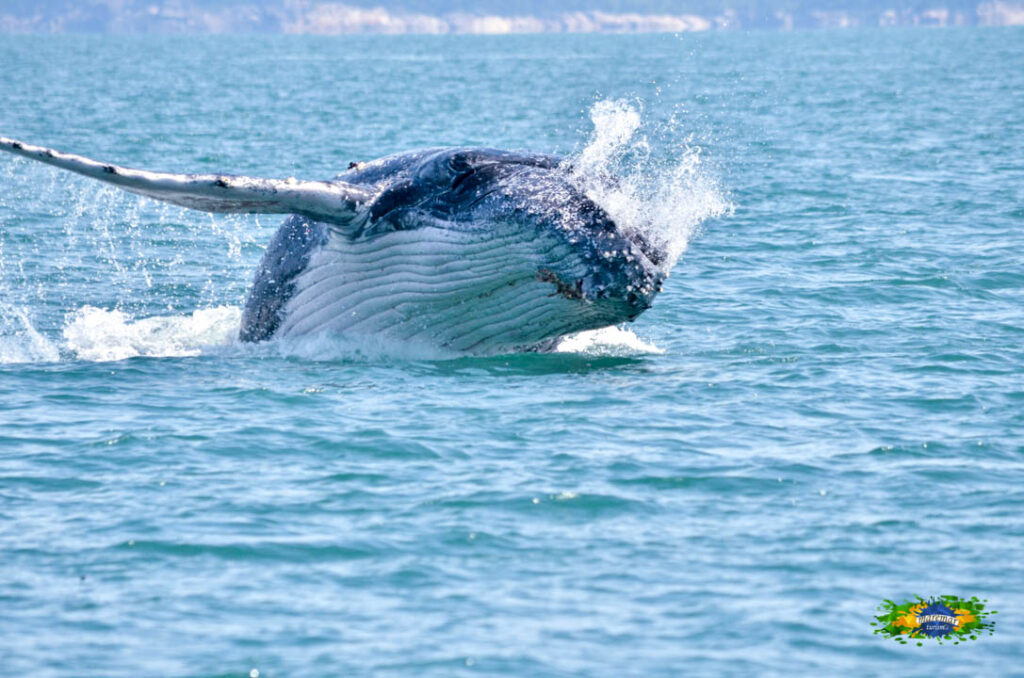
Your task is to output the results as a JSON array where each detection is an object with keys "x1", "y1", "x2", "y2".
[{"x1": 0, "y1": 137, "x2": 666, "y2": 354}]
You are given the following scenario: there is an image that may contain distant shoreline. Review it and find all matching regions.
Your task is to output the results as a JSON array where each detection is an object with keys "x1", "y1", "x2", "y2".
[{"x1": 3, "y1": 3, "x2": 1024, "y2": 35}]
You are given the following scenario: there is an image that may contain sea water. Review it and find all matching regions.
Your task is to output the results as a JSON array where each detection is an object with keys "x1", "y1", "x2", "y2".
[{"x1": 0, "y1": 29, "x2": 1022, "y2": 675}]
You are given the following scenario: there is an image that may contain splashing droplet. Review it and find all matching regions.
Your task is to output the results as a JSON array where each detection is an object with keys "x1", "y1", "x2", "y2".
[{"x1": 567, "y1": 99, "x2": 731, "y2": 273}]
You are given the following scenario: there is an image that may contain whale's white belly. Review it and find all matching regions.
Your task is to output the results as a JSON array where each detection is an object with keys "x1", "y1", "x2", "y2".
[{"x1": 276, "y1": 225, "x2": 605, "y2": 352}]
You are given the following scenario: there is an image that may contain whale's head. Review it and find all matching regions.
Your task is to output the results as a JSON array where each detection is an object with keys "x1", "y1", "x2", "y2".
[{"x1": 342, "y1": 148, "x2": 668, "y2": 351}]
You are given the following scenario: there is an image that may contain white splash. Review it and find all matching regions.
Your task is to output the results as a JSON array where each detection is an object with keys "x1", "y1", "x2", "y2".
[
  {"x1": 0, "y1": 305, "x2": 61, "y2": 364},
  {"x1": 575, "y1": 100, "x2": 644, "y2": 174},
  {"x1": 569, "y1": 99, "x2": 731, "y2": 271},
  {"x1": 556, "y1": 325, "x2": 663, "y2": 356},
  {"x1": 61, "y1": 305, "x2": 240, "y2": 361}
]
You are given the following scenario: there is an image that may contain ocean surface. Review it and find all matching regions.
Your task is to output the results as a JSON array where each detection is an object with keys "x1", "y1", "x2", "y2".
[{"x1": 1, "y1": 28, "x2": 1022, "y2": 676}]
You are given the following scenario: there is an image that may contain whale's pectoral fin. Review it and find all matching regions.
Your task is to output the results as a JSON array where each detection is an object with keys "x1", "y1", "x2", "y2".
[{"x1": 0, "y1": 136, "x2": 373, "y2": 231}]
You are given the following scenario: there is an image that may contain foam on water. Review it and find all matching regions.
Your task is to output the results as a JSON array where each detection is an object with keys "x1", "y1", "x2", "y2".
[
  {"x1": 41, "y1": 306, "x2": 658, "y2": 363},
  {"x1": 0, "y1": 302, "x2": 658, "y2": 364},
  {"x1": 555, "y1": 325, "x2": 663, "y2": 356},
  {"x1": 61, "y1": 305, "x2": 240, "y2": 361},
  {"x1": 569, "y1": 99, "x2": 731, "y2": 271}
]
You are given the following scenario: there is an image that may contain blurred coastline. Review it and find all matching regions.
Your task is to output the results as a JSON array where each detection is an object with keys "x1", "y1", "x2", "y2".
[{"x1": 3, "y1": 0, "x2": 1024, "y2": 34}]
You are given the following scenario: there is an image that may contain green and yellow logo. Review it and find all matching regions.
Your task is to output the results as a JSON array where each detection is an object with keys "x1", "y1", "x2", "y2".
[{"x1": 873, "y1": 595, "x2": 997, "y2": 645}]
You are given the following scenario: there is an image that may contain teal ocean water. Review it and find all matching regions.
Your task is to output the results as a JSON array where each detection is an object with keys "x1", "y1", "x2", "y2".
[{"x1": 1, "y1": 29, "x2": 1022, "y2": 675}]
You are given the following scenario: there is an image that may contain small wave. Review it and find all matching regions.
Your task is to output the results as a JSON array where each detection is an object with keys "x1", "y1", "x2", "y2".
[
  {"x1": 569, "y1": 98, "x2": 731, "y2": 271},
  {"x1": 61, "y1": 305, "x2": 240, "y2": 361}
]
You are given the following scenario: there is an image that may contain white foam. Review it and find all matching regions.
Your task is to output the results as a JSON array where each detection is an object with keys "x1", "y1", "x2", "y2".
[
  {"x1": 569, "y1": 99, "x2": 732, "y2": 271},
  {"x1": 61, "y1": 305, "x2": 241, "y2": 362},
  {"x1": 556, "y1": 325, "x2": 663, "y2": 356}
]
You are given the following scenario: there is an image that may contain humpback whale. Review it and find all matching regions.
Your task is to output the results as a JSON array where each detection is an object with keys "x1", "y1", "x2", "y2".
[{"x1": 0, "y1": 137, "x2": 666, "y2": 354}]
